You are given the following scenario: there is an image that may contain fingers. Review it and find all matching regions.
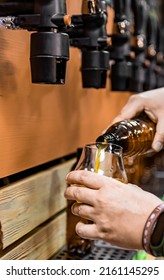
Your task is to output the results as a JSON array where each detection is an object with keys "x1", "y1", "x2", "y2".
[
  {"x1": 66, "y1": 170, "x2": 126, "y2": 191},
  {"x1": 144, "y1": 109, "x2": 157, "y2": 123},
  {"x1": 72, "y1": 202, "x2": 95, "y2": 221},
  {"x1": 111, "y1": 95, "x2": 145, "y2": 124},
  {"x1": 152, "y1": 116, "x2": 164, "y2": 152},
  {"x1": 65, "y1": 171, "x2": 126, "y2": 204},
  {"x1": 75, "y1": 220, "x2": 99, "y2": 240},
  {"x1": 66, "y1": 170, "x2": 107, "y2": 190},
  {"x1": 64, "y1": 184, "x2": 96, "y2": 205}
]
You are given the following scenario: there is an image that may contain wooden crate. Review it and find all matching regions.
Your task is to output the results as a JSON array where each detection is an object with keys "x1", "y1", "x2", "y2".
[
  {"x1": 0, "y1": 212, "x2": 66, "y2": 260},
  {"x1": 0, "y1": 159, "x2": 74, "y2": 259}
]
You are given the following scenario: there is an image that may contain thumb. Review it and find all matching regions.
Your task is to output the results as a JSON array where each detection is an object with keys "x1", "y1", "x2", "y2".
[{"x1": 152, "y1": 119, "x2": 164, "y2": 152}]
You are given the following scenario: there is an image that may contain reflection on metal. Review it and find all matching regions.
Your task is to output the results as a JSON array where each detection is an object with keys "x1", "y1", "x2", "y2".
[
  {"x1": 0, "y1": 16, "x2": 19, "y2": 29},
  {"x1": 82, "y1": 0, "x2": 99, "y2": 14}
]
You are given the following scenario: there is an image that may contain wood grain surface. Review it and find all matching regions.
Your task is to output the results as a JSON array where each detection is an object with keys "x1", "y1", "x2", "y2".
[
  {"x1": 0, "y1": 160, "x2": 74, "y2": 249},
  {"x1": 0, "y1": 212, "x2": 66, "y2": 260}
]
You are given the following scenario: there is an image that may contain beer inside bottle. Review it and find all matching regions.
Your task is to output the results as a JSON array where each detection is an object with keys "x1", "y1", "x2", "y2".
[{"x1": 96, "y1": 113, "x2": 156, "y2": 157}]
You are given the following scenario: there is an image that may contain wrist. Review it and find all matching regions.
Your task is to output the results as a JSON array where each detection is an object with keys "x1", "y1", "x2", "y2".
[{"x1": 142, "y1": 203, "x2": 164, "y2": 257}]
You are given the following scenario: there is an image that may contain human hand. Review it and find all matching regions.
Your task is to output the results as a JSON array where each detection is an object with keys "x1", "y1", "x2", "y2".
[
  {"x1": 110, "y1": 88, "x2": 164, "y2": 152},
  {"x1": 65, "y1": 170, "x2": 162, "y2": 250}
]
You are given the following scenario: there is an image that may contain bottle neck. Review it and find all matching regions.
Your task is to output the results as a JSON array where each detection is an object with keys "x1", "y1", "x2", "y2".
[{"x1": 96, "y1": 133, "x2": 115, "y2": 144}]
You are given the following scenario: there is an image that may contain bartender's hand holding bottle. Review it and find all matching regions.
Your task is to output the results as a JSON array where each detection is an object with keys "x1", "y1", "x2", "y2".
[
  {"x1": 111, "y1": 88, "x2": 164, "y2": 152},
  {"x1": 64, "y1": 170, "x2": 162, "y2": 250}
]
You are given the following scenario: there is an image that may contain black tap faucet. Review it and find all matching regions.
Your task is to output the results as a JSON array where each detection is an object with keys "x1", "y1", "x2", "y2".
[
  {"x1": 130, "y1": 0, "x2": 148, "y2": 93},
  {"x1": 110, "y1": 0, "x2": 132, "y2": 91}
]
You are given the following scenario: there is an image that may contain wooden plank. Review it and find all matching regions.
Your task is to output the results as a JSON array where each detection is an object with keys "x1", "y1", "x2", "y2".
[
  {"x1": 0, "y1": 1, "x2": 130, "y2": 178},
  {"x1": 0, "y1": 159, "x2": 74, "y2": 250},
  {"x1": 0, "y1": 212, "x2": 66, "y2": 260}
]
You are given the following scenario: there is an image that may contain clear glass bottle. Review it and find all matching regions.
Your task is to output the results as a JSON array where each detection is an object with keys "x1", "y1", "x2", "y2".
[{"x1": 96, "y1": 113, "x2": 156, "y2": 157}]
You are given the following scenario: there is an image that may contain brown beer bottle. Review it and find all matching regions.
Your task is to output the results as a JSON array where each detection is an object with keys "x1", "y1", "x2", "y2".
[{"x1": 96, "y1": 113, "x2": 156, "y2": 157}]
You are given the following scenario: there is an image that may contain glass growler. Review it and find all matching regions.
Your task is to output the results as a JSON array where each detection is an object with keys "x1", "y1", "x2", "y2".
[{"x1": 96, "y1": 113, "x2": 156, "y2": 157}]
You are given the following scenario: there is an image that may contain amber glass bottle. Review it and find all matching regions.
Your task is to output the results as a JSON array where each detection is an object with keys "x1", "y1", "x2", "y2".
[
  {"x1": 66, "y1": 148, "x2": 93, "y2": 256},
  {"x1": 96, "y1": 113, "x2": 156, "y2": 157}
]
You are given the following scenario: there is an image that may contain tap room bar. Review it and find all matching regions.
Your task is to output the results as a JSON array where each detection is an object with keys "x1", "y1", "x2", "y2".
[{"x1": 0, "y1": 0, "x2": 163, "y2": 261}]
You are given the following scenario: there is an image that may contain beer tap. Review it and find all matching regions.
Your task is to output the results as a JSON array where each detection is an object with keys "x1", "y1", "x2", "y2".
[
  {"x1": 0, "y1": 0, "x2": 161, "y2": 91},
  {"x1": 0, "y1": 0, "x2": 70, "y2": 85},
  {"x1": 68, "y1": 0, "x2": 110, "y2": 89},
  {"x1": 0, "y1": 0, "x2": 110, "y2": 88},
  {"x1": 130, "y1": 0, "x2": 148, "y2": 93},
  {"x1": 110, "y1": 0, "x2": 132, "y2": 91}
]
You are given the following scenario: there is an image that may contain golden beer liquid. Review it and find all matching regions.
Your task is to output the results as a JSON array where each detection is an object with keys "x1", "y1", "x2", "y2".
[
  {"x1": 94, "y1": 144, "x2": 128, "y2": 183},
  {"x1": 94, "y1": 145, "x2": 102, "y2": 173}
]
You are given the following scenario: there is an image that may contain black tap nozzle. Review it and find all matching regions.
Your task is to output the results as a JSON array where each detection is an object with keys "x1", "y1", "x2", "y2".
[
  {"x1": 0, "y1": 0, "x2": 70, "y2": 85},
  {"x1": 130, "y1": 0, "x2": 148, "y2": 93},
  {"x1": 30, "y1": 0, "x2": 69, "y2": 84},
  {"x1": 110, "y1": 0, "x2": 132, "y2": 91},
  {"x1": 81, "y1": 49, "x2": 109, "y2": 88},
  {"x1": 30, "y1": 31, "x2": 69, "y2": 84}
]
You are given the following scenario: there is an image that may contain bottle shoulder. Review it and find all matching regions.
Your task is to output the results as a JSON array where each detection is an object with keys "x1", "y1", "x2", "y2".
[
  {"x1": 96, "y1": 114, "x2": 156, "y2": 157},
  {"x1": 106, "y1": 117, "x2": 156, "y2": 134}
]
